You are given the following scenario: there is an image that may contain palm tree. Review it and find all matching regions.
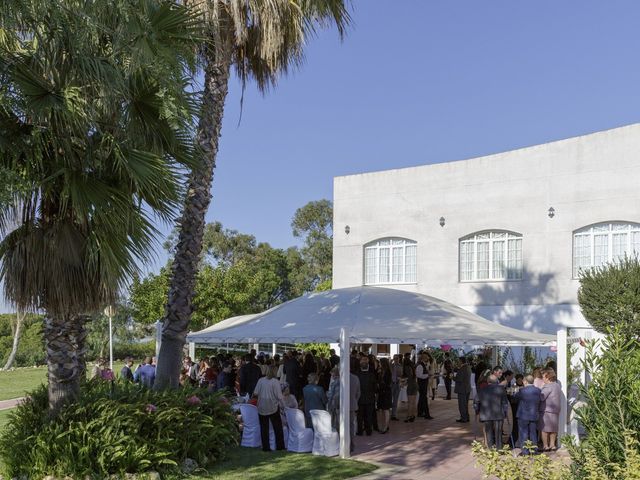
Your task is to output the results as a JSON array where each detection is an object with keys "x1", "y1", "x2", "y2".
[
  {"x1": 155, "y1": 0, "x2": 351, "y2": 389},
  {"x1": 0, "y1": 0, "x2": 201, "y2": 412}
]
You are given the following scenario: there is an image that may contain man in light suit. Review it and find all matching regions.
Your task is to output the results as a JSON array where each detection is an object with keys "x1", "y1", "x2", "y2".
[
  {"x1": 514, "y1": 374, "x2": 542, "y2": 454},
  {"x1": 454, "y1": 356, "x2": 472, "y2": 423},
  {"x1": 474, "y1": 374, "x2": 509, "y2": 449}
]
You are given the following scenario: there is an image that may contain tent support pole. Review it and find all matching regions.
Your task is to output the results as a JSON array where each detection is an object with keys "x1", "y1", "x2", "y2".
[
  {"x1": 188, "y1": 342, "x2": 195, "y2": 360},
  {"x1": 339, "y1": 327, "x2": 350, "y2": 459},
  {"x1": 557, "y1": 328, "x2": 568, "y2": 444}
]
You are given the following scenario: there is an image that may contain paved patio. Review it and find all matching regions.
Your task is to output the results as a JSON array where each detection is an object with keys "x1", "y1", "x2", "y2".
[{"x1": 352, "y1": 392, "x2": 564, "y2": 479}]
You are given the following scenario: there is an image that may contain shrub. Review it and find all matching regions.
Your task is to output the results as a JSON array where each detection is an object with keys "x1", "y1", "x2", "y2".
[
  {"x1": 472, "y1": 441, "x2": 569, "y2": 480},
  {"x1": 113, "y1": 341, "x2": 156, "y2": 361},
  {"x1": 577, "y1": 256, "x2": 640, "y2": 338},
  {"x1": 0, "y1": 381, "x2": 239, "y2": 478},
  {"x1": 564, "y1": 328, "x2": 640, "y2": 479}
]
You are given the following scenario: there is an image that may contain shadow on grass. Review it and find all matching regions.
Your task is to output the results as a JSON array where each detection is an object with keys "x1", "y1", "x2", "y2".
[{"x1": 197, "y1": 448, "x2": 377, "y2": 480}]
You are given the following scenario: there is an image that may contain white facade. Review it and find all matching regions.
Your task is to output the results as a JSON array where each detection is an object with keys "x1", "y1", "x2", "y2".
[{"x1": 333, "y1": 123, "x2": 640, "y2": 335}]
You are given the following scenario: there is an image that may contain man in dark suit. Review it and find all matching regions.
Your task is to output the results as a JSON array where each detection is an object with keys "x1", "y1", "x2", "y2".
[
  {"x1": 356, "y1": 356, "x2": 377, "y2": 436},
  {"x1": 239, "y1": 354, "x2": 262, "y2": 396},
  {"x1": 120, "y1": 357, "x2": 134, "y2": 382},
  {"x1": 454, "y1": 356, "x2": 472, "y2": 422},
  {"x1": 283, "y1": 351, "x2": 302, "y2": 400},
  {"x1": 474, "y1": 374, "x2": 509, "y2": 448},
  {"x1": 514, "y1": 374, "x2": 542, "y2": 454}
]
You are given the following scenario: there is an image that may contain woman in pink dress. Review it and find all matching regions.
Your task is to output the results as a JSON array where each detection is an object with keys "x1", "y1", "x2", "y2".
[{"x1": 539, "y1": 368, "x2": 562, "y2": 451}]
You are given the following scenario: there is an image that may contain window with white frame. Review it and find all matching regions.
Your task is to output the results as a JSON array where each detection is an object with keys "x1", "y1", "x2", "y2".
[
  {"x1": 459, "y1": 231, "x2": 523, "y2": 281},
  {"x1": 364, "y1": 238, "x2": 417, "y2": 285},
  {"x1": 573, "y1": 222, "x2": 640, "y2": 277}
]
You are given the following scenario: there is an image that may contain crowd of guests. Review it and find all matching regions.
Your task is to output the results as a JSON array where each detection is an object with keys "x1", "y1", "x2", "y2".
[
  {"x1": 472, "y1": 362, "x2": 563, "y2": 453},
  {"x1": 92, "y1": 348, "x2": 562, "y2": 455}
]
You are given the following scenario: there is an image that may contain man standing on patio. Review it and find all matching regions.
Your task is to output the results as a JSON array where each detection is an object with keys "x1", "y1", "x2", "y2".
[
  {"x1": 390, "y1": 354, "x2": 403, "y2": 420},
  {"x1": 454, "y1": 356, "x2": 472, "y2": 423}
]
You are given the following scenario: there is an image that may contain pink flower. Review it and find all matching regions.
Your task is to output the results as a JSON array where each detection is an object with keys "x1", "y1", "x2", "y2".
[
  {"x1": 186, "y1": 395, "x2": 201, "y2": 406},
  {"x1": 146, "y1": 404, "x2": 157, "y2": 413}
]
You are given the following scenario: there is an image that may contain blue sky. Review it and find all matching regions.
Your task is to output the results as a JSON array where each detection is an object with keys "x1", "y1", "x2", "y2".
[
  {"x1": 4, "y1": 1, "x2": 640, "y2": 312},
  {"x1": 149, "y1": 1, "x2": 640, "y2": 273}
]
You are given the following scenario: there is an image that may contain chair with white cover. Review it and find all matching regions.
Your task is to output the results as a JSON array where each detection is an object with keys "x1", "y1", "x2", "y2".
[
  {"x1": 240, "y1": 404, "x2": 289, "y2": 450},
  {"x1": 284, "y1": 407, "x2": 314, "y2": 453},
  {"x1": 310, "y1": 409, "x2": 339, "y2": 457},
  {"x1": 239, "y1": 404, "x2": 262, "y2": 448}
]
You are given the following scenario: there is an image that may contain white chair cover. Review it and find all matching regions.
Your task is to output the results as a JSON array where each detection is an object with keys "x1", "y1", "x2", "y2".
[
  {"x1": 240, "y1": 404, "x2": 261, "y2": 448},
  {"x1": 240, "y1": 404, "x2": 289, "y2": 449},
  {"x1": 310, "y1": 409, "x2": 339, "y2": 457},
  {"x1": 284, "y1": 407, "x2": 314, "y2": 453}
]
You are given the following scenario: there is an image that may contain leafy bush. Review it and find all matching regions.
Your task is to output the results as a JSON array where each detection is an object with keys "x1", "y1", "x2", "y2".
[
  {"x1": 0, "y1": 313, "x2": 45, "y2": 367},
  {"x1": 0, "y1": 381, "x2": 239, "y2": 478},
  {"x1": 564, "y1": 328, "x2": 640, "y2": 479},
  {"x1": 113, "y1": 341, "x2": 156, "y2": 361},
  {"x1": 472, "y1": 441, "x2": 569, "y2": 480},
  {"x1": 578, "y1": 256, "x2": 640, "y2": 338}
]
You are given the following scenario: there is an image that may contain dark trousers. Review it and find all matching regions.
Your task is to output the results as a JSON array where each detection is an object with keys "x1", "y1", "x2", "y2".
[
  {"x1": 457, "y1": 392, "x2": 470, "y2": 421},
  {"x1": 417, "y1": 380, "x2": 430, "y2": 417},
  {"x1": 483, "y1": 420, "x2": 504, "y2": 449},
  {"x1": 258, "y1": 411, "x2": 285, "y2": 452},
  {"x1": 391, "y1": 381, "x2": 400, "y2": 417},
  {"x1": 444, "y1": 377, "x2": 452, "y2": 399},
  {"x1": 518, "y1": 419, "x2": 538, "y2": 453},
  {"x1": 357, "y1": 403, "x2": 375, "y2": 434}
]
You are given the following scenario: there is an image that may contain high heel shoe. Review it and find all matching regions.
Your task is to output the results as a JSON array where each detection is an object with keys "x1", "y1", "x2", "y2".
[{"x1": 409, "y1": 416, "x2": 415, "y2": 423}]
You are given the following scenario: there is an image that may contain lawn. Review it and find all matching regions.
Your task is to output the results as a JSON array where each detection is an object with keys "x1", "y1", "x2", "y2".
[
  {"x1": 193, "y1": 448, "x2": 377, "y2": 480},
  {"x1": 0, "y1": 408, "x2": 12, "y2": 430},
  {"x1": 0, "y1": 362, "x2": 126, "y2": 401},
  {"x1": 0, "y1": 367, "x2": 46, "y2": 401}
]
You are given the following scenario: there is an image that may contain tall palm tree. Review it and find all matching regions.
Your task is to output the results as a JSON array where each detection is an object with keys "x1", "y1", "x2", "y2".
[
  {"x1": 155, "y1": 0, "x2": 351, "y2": 389},
  {"x1": 0, "y1": 0, "x2": 201, "y2": 412}
]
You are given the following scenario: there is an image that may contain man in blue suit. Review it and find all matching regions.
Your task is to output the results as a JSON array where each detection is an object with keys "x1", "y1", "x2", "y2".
[{"x1": 514, "y1": 374, "x2": 542, "y2": 454}]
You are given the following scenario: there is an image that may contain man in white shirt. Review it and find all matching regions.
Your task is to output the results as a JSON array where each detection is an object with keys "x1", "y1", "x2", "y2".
[
  {"x1": 416, "y1": 352, "x2": 433, "y2": 419},
  {"x1": 253, "y1": 365, "x2": 286, "y2": 451}
]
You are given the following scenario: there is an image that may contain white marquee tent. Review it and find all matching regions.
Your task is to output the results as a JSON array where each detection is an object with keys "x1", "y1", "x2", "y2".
[{"x1": 186, "y1": 286, "x2": 557, "y2": 458}]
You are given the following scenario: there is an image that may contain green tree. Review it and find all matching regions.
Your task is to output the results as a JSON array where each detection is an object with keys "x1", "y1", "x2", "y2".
[
  {"x1": 577, "y1": 256, "x2": 640, "y2": 338},
  {"x1": 157, "y1": 0, "x2": 351, "y2": 390},
  {"x1": 0, "y1": 313, "x2": 45, "y2": 367},
  {"x1": 130, "y1": 268, "x2": 171, "y2": 326},
  {"x1": 291, "y1": 199, "x2": 333, "y2": 290},
  {"x1": 0, "y1": 0, "x2": 201, "y2": 412}
]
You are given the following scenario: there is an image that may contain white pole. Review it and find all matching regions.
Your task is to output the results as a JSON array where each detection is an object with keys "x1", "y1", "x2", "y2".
[
  {"x1": 108, "y1": 314, "x2": 113, "y2": 371},
  {"x1": 557, "y1": 328, "x2": 568, "y2": 442},
  {"x1": 155, "y1": 320, "x2": 162, "y2": 359},
  {"x1": 189, "y1": 342, "x2": 196, "y2": 360},
  {"x1": 339, "y1": 327, "x2": 351, "y2": 458},
  {"x1": 272, "y1": 343, "x2": 276, "y2": 356}
]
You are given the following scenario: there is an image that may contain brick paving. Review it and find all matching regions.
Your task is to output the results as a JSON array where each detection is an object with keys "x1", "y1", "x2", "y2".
[
  {"x1": 352, "y1": 390, "x2": 564, "y2": 480},
  {"x1": 0, "y1": 397, "x2": 23, "y2": 410}
]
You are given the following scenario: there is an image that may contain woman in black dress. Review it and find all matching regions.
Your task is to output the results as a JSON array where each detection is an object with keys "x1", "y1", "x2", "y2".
[{"x1": 377, "y1": 357, "x2": 393, "y2": 433}]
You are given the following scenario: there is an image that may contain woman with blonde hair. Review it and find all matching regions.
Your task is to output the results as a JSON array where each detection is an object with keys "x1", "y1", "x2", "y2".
[
  {"x1": 539, "y1": 368, "x2": 562, "y2": 451},
  {"x1": 532, "y1": 367, "x2": 545, "y2": 389},
  {"x1": 252, "y1": 365, "x2": 286, "y2": 451}
]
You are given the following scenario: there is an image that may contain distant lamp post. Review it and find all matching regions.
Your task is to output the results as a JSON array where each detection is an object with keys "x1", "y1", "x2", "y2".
[
  {"x1": 548, "y1": 207, "x2": 555, "y2": 218},
  {"x1": 345, "y1": 225, "x2": 350, "y2": 235},
  {"x1": 103, "y1": 305, "x2": 116, "y2": 371},
  {"x1": 439, "y1": 217, "x2": 446, "y2": 227}
]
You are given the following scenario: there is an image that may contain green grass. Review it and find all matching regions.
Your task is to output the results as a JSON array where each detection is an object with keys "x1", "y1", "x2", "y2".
[
  {"x1": 0, "y1": 362, "x2": 126, "y2": 401},
  {"x1": 0, "y1": 367, "x2": 46, "y2": 401},
  {"x1": 191, "y1": 448, "x2": 377, "y2": 480}
]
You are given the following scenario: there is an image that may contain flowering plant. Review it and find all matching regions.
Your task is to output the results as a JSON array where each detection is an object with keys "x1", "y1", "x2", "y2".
[
  {"x1": 146, "y1": 404, "x2": 157, "y2": 413},
  {"x1": 186, "y1": 395, "x2": 201, "y2": 406}
]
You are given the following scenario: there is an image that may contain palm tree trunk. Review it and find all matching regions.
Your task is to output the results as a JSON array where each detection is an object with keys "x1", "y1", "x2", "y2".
[
  {"x1": 154, "y1": 50, "x2": 232, "y2": 390},
  {"x1": 45, "y1": 313, "x2": 88, "y2": 414},
  {"x1": 2, "y1": 310, "x2": 26, "y2": 370}
]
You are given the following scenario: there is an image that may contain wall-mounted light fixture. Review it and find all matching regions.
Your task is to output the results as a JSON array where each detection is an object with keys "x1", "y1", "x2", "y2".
[
  {"x1": 344, "y1": 225, "x2": 350, "y2": 235},
  {"x1": 439, "y1": 217, "x2": 445, "y2": 227},
  {"x1": 548, "y1": 207, "x2": 555, "y2": 218}
]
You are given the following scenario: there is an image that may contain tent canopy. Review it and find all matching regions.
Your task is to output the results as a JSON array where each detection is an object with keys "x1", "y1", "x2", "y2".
[{"x1": 187, "y1": 287, "x2": 555, "y2": 346}]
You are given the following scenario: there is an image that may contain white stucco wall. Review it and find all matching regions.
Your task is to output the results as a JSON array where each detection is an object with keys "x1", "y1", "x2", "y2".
[{"x1": 333, "y1": 123, "x2": 640, "y2": 334}]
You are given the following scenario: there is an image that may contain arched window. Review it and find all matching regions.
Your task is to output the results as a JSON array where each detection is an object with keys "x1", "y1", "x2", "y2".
[
  {"x1": 364, "y1": 238, "x2": 417, "y2": 285},
  {"x1": 459, "y1": 231, "x2": 523, "y2": 282},
  {"x1": 573, "y1": 222, "x2": 640, "y2": 277}
]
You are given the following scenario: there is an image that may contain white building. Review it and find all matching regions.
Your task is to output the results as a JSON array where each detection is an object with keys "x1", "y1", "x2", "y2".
[{"x1": 332, "y1": 123, "x2": 640, "y2": 354}]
